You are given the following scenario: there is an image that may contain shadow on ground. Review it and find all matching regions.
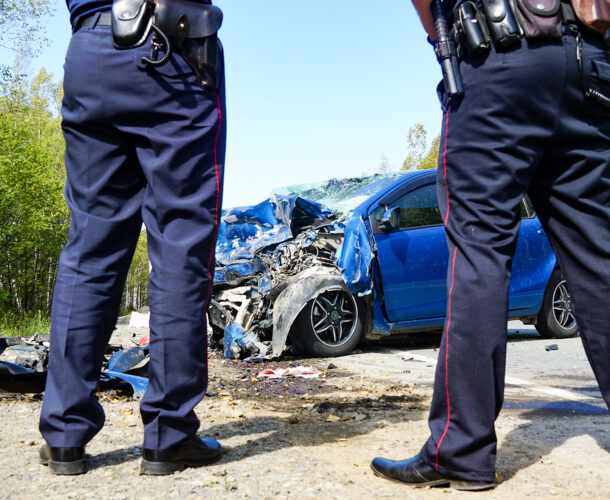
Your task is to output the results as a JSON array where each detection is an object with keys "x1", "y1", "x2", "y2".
[
  {"x1": 497, "y1": 402, "x2": 609, "y2": 481},
  {"x1": 85, "y1": 390, "x2": 426, "y2": 471}
]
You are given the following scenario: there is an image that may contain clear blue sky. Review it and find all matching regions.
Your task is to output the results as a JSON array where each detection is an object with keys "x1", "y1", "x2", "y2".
[{"x1": 10, "y1": 1, "x2": 443, "y2": 208}]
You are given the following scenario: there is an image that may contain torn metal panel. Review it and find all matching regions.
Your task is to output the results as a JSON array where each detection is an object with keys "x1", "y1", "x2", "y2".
[
  {"x1": 100, "y1": 370, "x2": 148, "y2": 399},
  {"x1": 214, "y1": 259, "x2": 263, "y2": 285},
  {"x1": 215, "y1": 195, "x2": 333, "y2": 267},
  {"x1": 271, "y1": 270, "x2": 347, "y2": 358},
  {"x1": 335, "y1": 214, "x2": 375, "y2": 295},
  {"x1": 223, "y1": 323, "x2": 245, "y2": 359},
  {"x1": 240, "y1": 329, "x2": 270, "y2": 360},
  {"x1": 369, "y1": 265, "x2": 392, "y2": 337},
  {"x1": 0, "y1": 336, "x2": 51, "y2": 393},
  {"x1": 223, "y1": 323, "x2": 270, "y2": 360},
  {"x1": 107, "y1": 346, "x2": 149, "y2": 375}
]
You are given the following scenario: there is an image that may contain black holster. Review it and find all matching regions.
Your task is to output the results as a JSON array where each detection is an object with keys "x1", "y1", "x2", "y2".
[{"x1": 155, "y1": 0, "x2": 223, "y2": 91}]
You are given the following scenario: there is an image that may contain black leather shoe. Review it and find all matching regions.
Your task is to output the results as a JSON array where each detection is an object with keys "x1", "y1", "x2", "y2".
[
  {"x1": 141, "y1": 437, "x2": 222, "y2": 475},
  {"x1": 371, "y1": 454, "x2": 495, "y2": 491},
  {"x1": 39, "y1": 444, "x2": 87, "y2": 475}
]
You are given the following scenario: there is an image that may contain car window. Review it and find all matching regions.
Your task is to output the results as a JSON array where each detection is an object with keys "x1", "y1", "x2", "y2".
[
  {"x1": 373, "y1": 184, "x2": 533, "y2": 231},
  {"x1": 375, "y1": 183, "x2": 442, "y2": 230}
]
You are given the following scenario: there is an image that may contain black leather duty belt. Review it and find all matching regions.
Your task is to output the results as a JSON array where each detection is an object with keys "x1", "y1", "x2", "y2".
[{"x1": 73, "y1": 11, "x2": 112, "y2": 32}]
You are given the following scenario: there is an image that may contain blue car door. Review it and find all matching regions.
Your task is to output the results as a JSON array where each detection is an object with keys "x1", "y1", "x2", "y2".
[
  {"x1": 372, "y1": 182, "x2": 448, "y2": 322},
  {"x1": 508, "y1": 200, "x2": 556, "y2": 311},
  {"x1": 371, "y1": 182, "x2": 554, "y2": 323}
]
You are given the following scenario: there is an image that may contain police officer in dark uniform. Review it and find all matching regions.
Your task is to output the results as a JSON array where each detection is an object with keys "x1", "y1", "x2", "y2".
[
  {"x1": 371, "y1": 0, "x2": 610, "y2": 490},
  {"x1": 38, "y1": 0, "x2": 226, "y2": 475}
]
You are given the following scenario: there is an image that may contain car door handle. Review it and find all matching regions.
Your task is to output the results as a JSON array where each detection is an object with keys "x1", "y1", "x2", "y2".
[{"x1": 537, "y1": 227, "x2": 546, "y2": 235}]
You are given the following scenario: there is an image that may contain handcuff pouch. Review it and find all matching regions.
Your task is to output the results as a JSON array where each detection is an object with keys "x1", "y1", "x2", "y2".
[
  {"x1": 481, "y1": 0, "x2": 523, "y2": 47},
  {"x1": 111, "y1": 0, "x2": 155, "y2": 49}
]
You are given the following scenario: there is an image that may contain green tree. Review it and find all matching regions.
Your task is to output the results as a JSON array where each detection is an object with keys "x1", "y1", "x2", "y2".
[
  {"x1": 0, "y1": 67, "x2": 151, "y2": 326},
  {"x1": 0, "y1": 0, "x2": 55, "y2": 86},
  {"x1": 417, "y1": 134, "x2": 440, "y2": 171},
  {"x1": 402, "y1": 124, "x2": 428, "y2": 171},
  {"x1": 0, "y1": 1, "x2": 54, "y2": 55},
  {"x1": 401, "y1": 123, "x2": 441, "y2": 171},
  {"x1": 122, "y1": 231, "x2": 150, "y2": 313},
  {"x1": 0, "y1": 68, "x2": 68, "y2": 315}
]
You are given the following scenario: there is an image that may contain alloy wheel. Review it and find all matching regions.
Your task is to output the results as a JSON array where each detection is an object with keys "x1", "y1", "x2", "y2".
[
  {"x1": 552, "y1": 280, "x2": 576, "y2": 331},
  {"x1": 310, "y1": 290, "x2": 358, "y2": 347}
]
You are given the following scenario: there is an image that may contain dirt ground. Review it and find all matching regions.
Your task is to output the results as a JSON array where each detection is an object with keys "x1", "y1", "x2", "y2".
[{"x1": 1, "y1": 327, "x2": 609, "y2": 499}]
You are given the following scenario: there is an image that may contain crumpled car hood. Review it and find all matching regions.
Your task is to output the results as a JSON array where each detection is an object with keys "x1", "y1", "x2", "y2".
[{"x1": 214, "y1": 194, "x2": 333, "y2": 282}]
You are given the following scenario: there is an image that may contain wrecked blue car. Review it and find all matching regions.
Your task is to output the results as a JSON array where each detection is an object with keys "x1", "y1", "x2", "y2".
[{"x1": 209, "y1": 170, "x2": 576, "y2": 359}]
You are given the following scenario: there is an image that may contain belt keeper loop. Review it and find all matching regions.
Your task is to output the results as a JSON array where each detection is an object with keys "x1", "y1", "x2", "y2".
[
  {"x1": 560, "y1": 0, "x2": 578, "y2": 25},
  {"x1": 91, "y1": 11, "x2": 102, "y2": 29},
  {"x1": 72, "y1": 16, "x2": 82, "y2": 33}
]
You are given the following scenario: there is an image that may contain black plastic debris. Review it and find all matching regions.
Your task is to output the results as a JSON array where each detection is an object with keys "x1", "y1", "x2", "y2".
[
  {"x1": 545, "y1": 344, "x2": 559, "y2": 351},
  {"x1": 0, "y1": 334, "x2": 149, "y2": 398},
  {"x1": 0, "y1": 361, "x2": 47, "y2": 393}
]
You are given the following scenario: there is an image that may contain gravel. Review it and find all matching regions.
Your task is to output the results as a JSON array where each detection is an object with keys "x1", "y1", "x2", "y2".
[{"x1": 0, "y1": 326, "x2": 608, "y2": 498}]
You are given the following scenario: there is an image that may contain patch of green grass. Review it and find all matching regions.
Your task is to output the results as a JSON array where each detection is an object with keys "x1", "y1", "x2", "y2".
[{"x1": 0, "y1": 311, "x2": 50, "y2": 337}]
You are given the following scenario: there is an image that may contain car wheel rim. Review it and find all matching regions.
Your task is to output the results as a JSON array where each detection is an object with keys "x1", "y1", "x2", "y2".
[
  {"x1": 310, "y1": 290, "x2": 358, "y2": 347},
  {"x1": 552, "y1": 280, "x2": 576, "y2": 331}
]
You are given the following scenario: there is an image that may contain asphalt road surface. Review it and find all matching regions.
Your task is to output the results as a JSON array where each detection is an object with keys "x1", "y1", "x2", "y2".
[{"x1": 330, "y1": 321, "x2": 607, "y2": 415}]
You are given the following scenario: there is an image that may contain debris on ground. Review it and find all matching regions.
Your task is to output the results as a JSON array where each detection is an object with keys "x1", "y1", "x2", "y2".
[
  {"x1": 0, "y1": 360, "x2": 46, "y2": 393},
  {"x1": 258, "y1": 367, "x2": 322, "y2": 379},
  {"x1": 0, "y1": 322, "x2": 150, "y2": 399},
  {"x1": 129, "y1": 311, "x2": 150, "y2": 328}
]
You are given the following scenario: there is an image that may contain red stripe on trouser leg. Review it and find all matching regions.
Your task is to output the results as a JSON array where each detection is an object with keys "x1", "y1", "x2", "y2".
[
  {"x1": 436, "y1": 106, "x2": 453, "y2": 470},
  {"x1": 204, "y1": 93, "x2": 223, "y2": 311},
  {"x1": 436, "y1": 246, "x2": 457, "y2": 469}
]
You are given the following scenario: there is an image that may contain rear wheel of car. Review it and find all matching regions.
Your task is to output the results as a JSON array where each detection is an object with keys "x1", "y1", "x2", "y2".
[
  {"x1": 291, "y1": 288, "x2": 364, "y2": 357},
  {"x1": 536, "y1": 269, "x2": 579, "y2": 339}
]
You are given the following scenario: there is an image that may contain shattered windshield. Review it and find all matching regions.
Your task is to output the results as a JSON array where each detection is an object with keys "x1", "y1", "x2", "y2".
[{"x1": 272, "y1": 173, "x2": 405, "y2": 215}]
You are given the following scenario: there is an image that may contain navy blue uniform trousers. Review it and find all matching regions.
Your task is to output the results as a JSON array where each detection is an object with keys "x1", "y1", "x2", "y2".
[
  {"x1": 420, "y1": 29, "x2": 610, "y2": 482},
  {"x1": 39, "y1": 19, "x2": 226, "y2": 450}
]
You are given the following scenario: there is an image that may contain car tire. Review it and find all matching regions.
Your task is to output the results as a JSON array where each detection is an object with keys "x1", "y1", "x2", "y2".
[
  {"x1": 291, "y1": 288, "x2": 365, "y2": 357},
  {"x1": 536, "y1": 269, "x2": 579, "y2": 339}
]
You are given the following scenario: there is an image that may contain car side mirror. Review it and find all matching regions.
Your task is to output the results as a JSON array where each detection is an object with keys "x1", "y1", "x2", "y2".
[{"x1": 380, "y1": 207, "x2": 401, "y2": 232}]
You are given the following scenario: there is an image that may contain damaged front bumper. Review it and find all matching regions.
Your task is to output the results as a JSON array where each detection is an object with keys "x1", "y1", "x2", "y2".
[{"x1": 209, "y1": 193, "x2": 352, "y2": 360}]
